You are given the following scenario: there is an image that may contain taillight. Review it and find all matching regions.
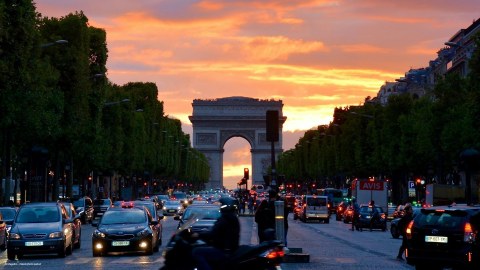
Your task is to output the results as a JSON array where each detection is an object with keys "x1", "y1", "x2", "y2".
[
  {"x1": 380, "y1": 213, "x2": 386, "y2": 219},
  {"x1": 263, "y1": 247, "x2": 285, "y2": 260},
  {"x1": 406, "y1": 220, "x2": 414, "y2": 239},
  {"x1": 464, "y1": 222, "x2": 475, "y2": 243}
]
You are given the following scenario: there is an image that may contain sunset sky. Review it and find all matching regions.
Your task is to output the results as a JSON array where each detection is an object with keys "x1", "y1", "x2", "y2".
[{"x1": 35, "y1": 0, "x2": 479, "y2": 189}]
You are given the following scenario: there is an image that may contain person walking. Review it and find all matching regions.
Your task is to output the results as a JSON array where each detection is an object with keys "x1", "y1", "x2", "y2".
[
  {"x1": 350, "y1": 199, "x2": 361, "y2": 231},
  {"x1": 397, "y1": 203, "x2": 414, "y2": 261}
]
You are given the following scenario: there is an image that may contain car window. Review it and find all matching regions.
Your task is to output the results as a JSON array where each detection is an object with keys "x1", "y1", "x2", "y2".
[
  {"x1": 101, "y1": 210, "x2": 146, "y2": 225},
  {"x1": 17, "y1": 207, "x2": 60, "y2": 223},
  {"x1": 306, "y1": 197, "x2": 326, "y2": 207},
  {"x1": 183, "y1": 208, "x2": 220, "y2": 220},
  {"x1": 415, "y1": 210, "x2": 467, "y2": 229},
  {"x1": 0, "y1": 209, "x2": 16, "y2": 219},
  {"x1": 94, "y1": 199, "x2": 112, "y2": 206}
]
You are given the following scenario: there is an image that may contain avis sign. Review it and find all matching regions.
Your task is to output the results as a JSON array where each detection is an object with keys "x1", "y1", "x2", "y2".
[{"x1": 359, "y1": 181, "x2": 384, "y2": 191}]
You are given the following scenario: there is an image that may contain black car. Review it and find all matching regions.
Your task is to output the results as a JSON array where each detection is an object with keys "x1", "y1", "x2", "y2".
[
  {"x1": 92, "y1": 198, "x2": 113, "y2": 220},
  {"x1": 73, "y1": 196, "x2": 94, "y2": 224},
  {"x1": 356, "y1": 204, "x2": 387, "y2": 231},
  {"x1": 335, "y1": 201, "x2": 349, "y2": 221},
  {"x1": 92, "y1": 207, "x2": 160, "y2": 256},
  {"x1": 174, "y1": 204, "x2": 221, "y2": 233},
  {"x1": 390, "y1": 207, "x2": 420, "y2": 239},
  {"x1": 7, "y1": 202, "x2": 74, "y2": 259},
  {"x1": 0, "y1": 207, "x2": 17, "y2": 240},
  {"x1": 406, "y1": 205, "x2": 480, "y2": 270},
  {"x1": 133, "y1": 200, "x2": 163, "y2": 249}
]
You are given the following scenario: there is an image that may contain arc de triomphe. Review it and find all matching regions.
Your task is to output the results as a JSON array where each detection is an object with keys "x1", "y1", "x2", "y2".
[{"x1": 189, "y1": 97, "x2": 287, "y2": 189}]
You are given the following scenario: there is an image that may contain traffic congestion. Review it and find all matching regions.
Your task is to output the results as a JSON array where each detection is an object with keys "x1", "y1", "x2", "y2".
[{"x1": 0, "y1": 188, "x2": 478, "y2": 270}]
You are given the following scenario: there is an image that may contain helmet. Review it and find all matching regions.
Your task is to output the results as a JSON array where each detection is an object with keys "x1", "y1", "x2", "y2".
[{"x1": 219, "y1": 197, "x2": 237, "y2": 213}]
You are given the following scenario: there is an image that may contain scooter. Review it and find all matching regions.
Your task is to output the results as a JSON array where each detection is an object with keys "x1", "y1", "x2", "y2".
[{"x1": 160, "y1": 216, "x2": 285, "y2": 270}]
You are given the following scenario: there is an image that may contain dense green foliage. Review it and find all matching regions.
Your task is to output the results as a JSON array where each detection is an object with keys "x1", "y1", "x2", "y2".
[
  {"x1": 0, "y1": 1, "x2": 209, "y2": 204},
  {"x1": 278, "y1": 37, "x2": 480, "y2": 204}
]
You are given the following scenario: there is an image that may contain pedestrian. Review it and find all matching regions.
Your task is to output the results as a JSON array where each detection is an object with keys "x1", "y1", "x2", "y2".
[
  {"x1": 350, "y1": 199, "x2": 361, "y2": 231},
  {"x1": 254, "y1": 200, "x2": 272, "y2": 243},
  {"x1": 396, "y1": 203, "x2": 414, "y2": 261},
  {"x1": 370, "y1": 201, "x2": 379, "y2": 231},
  {"x1": 239, "y1": 197, "x2": 246, "y2": 214}
]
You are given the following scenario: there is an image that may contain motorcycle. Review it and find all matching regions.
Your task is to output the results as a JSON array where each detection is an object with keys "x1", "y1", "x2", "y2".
[{"x1": 160, "y1": 215, "x2": 285, "y2": 270}]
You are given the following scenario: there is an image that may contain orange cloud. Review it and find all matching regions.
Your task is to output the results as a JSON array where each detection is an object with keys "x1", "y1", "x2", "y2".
[{"x1": 340, "y1": 44, "x2": 391, "y2": 54}]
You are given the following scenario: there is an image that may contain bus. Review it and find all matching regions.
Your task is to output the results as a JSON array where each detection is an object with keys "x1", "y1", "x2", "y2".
[{"x1": 316, "y1": 188, "x2": 344, "y2": 213}]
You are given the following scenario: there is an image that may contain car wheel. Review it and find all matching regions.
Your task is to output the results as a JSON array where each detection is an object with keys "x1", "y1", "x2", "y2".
[
  {"x1": 146, "y1": 240, "x2": 154, "y2": 255},
  {"x1": 7, "y1": 250, "x2": 15, "y2": 260},
  {"x1": 67, "y1": 240, "x2": 73, "y2": 255},
  {"x1": 391, "y1": 225, "x2": 400, "y2": 238},
  {"x1": 325, "y1": 218, "x2": 330, "y2": 224},
  {"x1": 0, "y1": 237, "x2": 6, "y2": 251},
  {"x1": 58, "y1": 242, "x2": 67, "y2": 258},
  {"x1": 74, "y1": 231, "x2": 81, "y2": 249}
]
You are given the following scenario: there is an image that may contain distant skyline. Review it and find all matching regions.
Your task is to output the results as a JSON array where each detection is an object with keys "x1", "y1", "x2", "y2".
[{"x1": 35, "y1": 0, "x2": 479, "y2": 188}]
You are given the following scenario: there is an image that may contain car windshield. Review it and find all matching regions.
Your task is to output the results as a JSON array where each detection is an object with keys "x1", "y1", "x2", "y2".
[
  {"x1": 94, "y1": 199, "x2": 111, "y2": 206},
  {"x1": 183, "y1": 207, "x2": 220, "y2": 220},
  {"x1": 16, "y1": 207, "x2": 60, "y2": 223},
  {"x1": 0, "y1": 209, "x2": 16, "y2": 220},
  {"x1": 136, "y1": 203, "x2": 155, "y2": 216},
  {"x1": 360, "y1": 206, "x2": 383, "y2": 214},
  {"x1": 101, "y1": 210, "x2": 146, "y2": 225},
  {"x1": 165, "y1": 201, "x2": 180, "y2": 205},
  {"x1": 73, "y1": 199, "x2": 84, "y2": 208}
]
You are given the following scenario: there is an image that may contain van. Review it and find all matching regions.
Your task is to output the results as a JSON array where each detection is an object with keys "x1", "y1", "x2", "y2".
[{"x1": 300, "y1": 195, "x2": 330, "y2": 223}]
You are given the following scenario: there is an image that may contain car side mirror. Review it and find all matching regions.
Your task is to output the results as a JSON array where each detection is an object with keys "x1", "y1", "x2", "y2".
[{"x1": 150, "y1": 220, "x2": 159, "y2": 226}]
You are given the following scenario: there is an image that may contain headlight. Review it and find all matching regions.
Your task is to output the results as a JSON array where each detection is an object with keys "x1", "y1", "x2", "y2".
[
  {"x1": 136, "y1": 228, "x2": 151, "y2": 237},
  {"x1": 49, "y1": 231, "x2": 63, "y2": 238},
  {"x1": 163, "y1": 206, "x2": 167, "y2": 210},
  {"x1": 93, "y1": 230, "x2": 106, "y2": 238},
  {"x1": 9, "y1": 233, "x2": 21, "y2": 240}
]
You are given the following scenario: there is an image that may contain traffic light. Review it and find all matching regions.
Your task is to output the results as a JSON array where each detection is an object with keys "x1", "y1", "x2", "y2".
[{"x1": 244, "y1": 168, "x2": 249, "y2": 180}]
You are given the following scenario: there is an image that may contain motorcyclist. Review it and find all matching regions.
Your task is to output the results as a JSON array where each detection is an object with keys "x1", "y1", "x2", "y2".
[{"x1": 192, "y1": 197, "x2": 240, "y2": 270}]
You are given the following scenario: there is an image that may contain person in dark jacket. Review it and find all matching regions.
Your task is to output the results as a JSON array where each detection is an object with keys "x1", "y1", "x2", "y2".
[
  {"x1": 192, "y1": 198, "x2": 240, "y2": 270},
  {"x1": 255, "y1": 199, "x2": 271, "y2": 243},
  {"x1": 396, "y1": 203, "x2": 413, "y2": 261}
]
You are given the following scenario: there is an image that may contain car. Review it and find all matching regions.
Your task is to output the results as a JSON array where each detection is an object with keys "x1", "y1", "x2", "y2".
[
  {"x1": 174, "y1": 204, "x2": 221, "y2": 233},
  {"x1": 163, "y1": 200, "x2": 183, "y2": 216},
  {"x1": 132, "y1": 200, "x2": 163, "y2": 249},
  {"x1": 343, "y1": 205, "x2": 355, "y2": 223},
  {"x1": 284, "y1": 195, "x2": 296, "y2": 213},
  {"x1": 171, "y1": 192, "x2": 189, "y2": 207},
  {"x1": 72, "y1": 196, "x2": 94, "y2": 224},
  {"x1": 0, "y1": 211, "x2": 7, "y2": 251},
  {"x1": 0, "y1": 206, "x2": 18, "y2": 239},
  {"x1": 7, "y1": 202, "x2": 74, "y2": 259},
  {"x1": 60, "y1": 202, "x2": 82, "y2": 249},
  {"x1": 392, "y1": 204, "x2": 405, "y2": 220},
  {"x1": 299, "y1": 195, "x2": 330, "y2": 223},
  {"x1": 92, "y1": 198, "x2": 113, "y2": 220},
  {"x1": 405, "y1": 205, "x2": 480, "y2": 270},
  {"x1": 292, "y1": 200, "x2": 302, "y2": 220},
  {"x1": 390, "y1": 207, "x2": 421, "y2": 239},
  {"x1": 335, "y1": 201, "x2": 349, "y2": 221},
  {"x1": 356, "y1": 204, "x2": 387, "y2": 231},
  {"x1": 91, "y1": 206, "x2": 161, "y2": 256}
]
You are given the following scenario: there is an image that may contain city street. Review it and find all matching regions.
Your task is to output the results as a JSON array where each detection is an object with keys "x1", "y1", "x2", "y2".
[{"x1": 0, "y1": 213, "x2": 414, "y2": 270}]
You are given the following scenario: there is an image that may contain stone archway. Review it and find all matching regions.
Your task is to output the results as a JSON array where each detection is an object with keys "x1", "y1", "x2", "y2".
[{"x1": 189, "y1": 97, "x2": 287, "y2": 189}]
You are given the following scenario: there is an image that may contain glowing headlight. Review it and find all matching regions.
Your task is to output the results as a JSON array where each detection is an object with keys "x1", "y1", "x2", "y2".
[
  {"x1": 137, "y1": 228, "x2": 150, "y2": 237},
  {"x1": 9, "y1": 233, "x2": 21, "y2": 240},
  {"x1": 163, "y1": 207, "x2": 167, "y2": 210},
  {"x1": 94, "y1": 230, "x2": 106, "y2": 238},
  {"x1": 49, "y1": 231, "x2": 63, "y2": 238}
]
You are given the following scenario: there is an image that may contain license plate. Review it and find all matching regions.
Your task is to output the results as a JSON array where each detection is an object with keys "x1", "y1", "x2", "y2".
[
  {"x1": 112, "y1": 241, "x2": 130, "y2": 246},
  {"x1": 168, "y1": 210, "x2": 175, "y2": 212},
  {"x1": 25, "y1": 241, "x2": 43, "y2": 246},
  {"x1": 97, "y1": 212, "x2": 103, "y2": 216},
  {"x1": 425, "y1": 236, "x2": 448, "y2": 243}
]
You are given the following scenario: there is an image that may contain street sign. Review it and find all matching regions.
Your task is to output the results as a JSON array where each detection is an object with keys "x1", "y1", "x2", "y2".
[{"x1": 409, "y1": 181, "x2": 415, "y2": 189}]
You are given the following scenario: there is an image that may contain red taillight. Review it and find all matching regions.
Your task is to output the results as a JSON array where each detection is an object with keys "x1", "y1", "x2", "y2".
[
  {"x1": 406, "y1": 220, "x2": 414, "y2": 239},
  {"x1": 464, "y1": 222, "x2": 475, "y2": 242},
  {"x1": 264, "y1": 247, "x2": 285, "y2": 259}
]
